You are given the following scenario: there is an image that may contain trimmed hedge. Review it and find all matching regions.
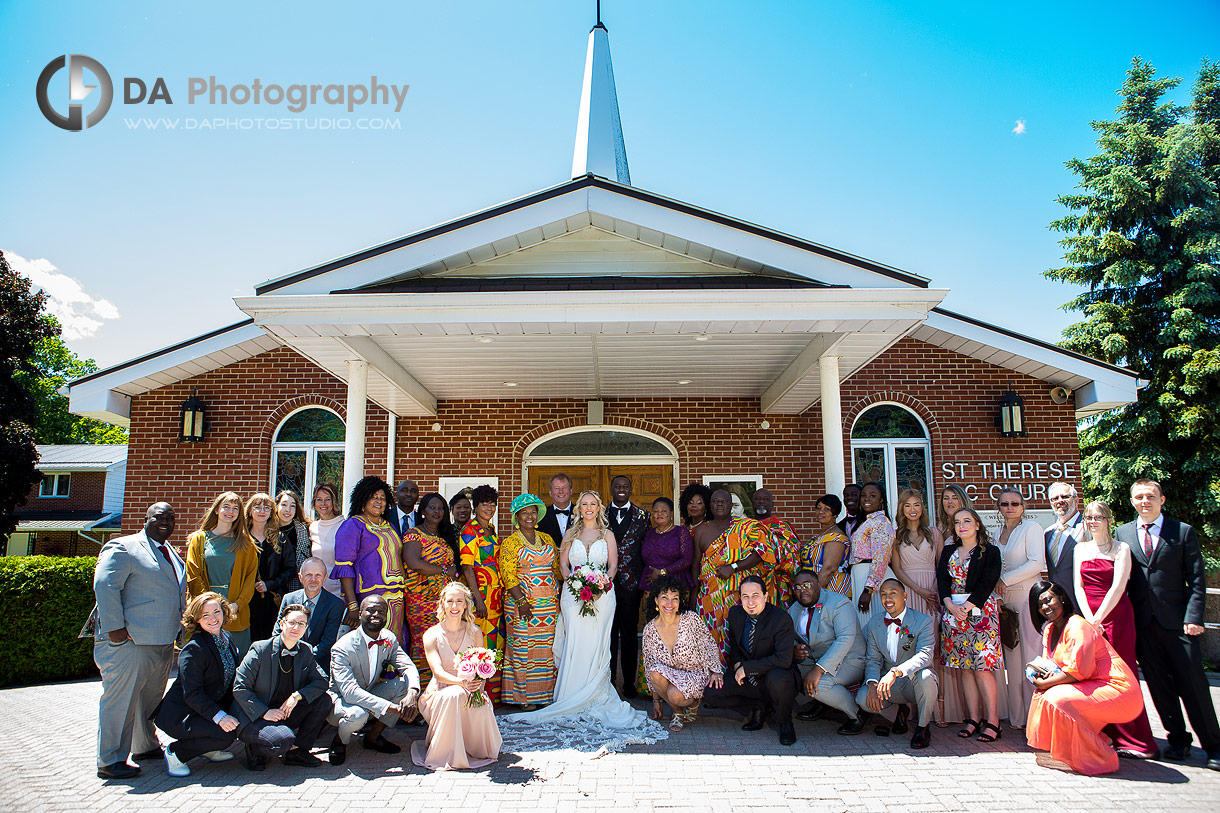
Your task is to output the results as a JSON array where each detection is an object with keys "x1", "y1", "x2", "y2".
[{"x1": 0, "y1": 555, "x2": 99, "y2": 687}]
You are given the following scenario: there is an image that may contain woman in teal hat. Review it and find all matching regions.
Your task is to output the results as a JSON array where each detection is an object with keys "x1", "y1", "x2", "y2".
[{"x1": 500, "y1": 493, "x2": 561, "y2": 709}]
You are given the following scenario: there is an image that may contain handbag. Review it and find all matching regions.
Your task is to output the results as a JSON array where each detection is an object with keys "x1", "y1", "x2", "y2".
[{"x1": 999, "y1": 605, "x2": 1021, "y2": 649}]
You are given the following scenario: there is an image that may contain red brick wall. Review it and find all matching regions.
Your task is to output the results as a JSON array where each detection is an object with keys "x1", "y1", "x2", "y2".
[
  {"x1": 121, "y1": 338, "x2": 1083, "y2": 545},
  {"x1": 23, "y1": 471, "x2": 107, "y2": 512}
]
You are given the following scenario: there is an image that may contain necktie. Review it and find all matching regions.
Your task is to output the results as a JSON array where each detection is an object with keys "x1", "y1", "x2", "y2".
[
  {"x1": 305, "y1": 597, "x2": 315, "y2": 613},
  {"x1": 885, "y1": 616, "x2": 900, "y2": 627},
  {"x1": 804, "y1": 608, "x2": 814, "y2": 640},
  {"x1": 1142, "y1": 524, "x2": 1154, "y2": 559},
  {"x1": 1049, "y1": 527, "x2": 1065, "y2": 565},
  {"x1": 745, "y1": 616, "x2": 757, "y2": 655},
  {"x1": 156, "y1": 543, "x2": 175, "y2": 571}
]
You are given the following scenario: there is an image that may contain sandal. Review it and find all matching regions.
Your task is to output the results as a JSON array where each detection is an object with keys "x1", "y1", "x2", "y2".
[
  {"x1": 957, "y1": 718, "x2": 979, "y2": 739},
  {"x1": 651, "y1": 699, "x2": 664, "y2": 721},
  {"x1": 680, "y1": 706, "x2": 698, "y2": 724},
  {"x1": 669, "y1": 713, "x2": 685, "y2": 732},
  {"x1": 976, "y1": 722, "x2": 1002, "y2": 743}
]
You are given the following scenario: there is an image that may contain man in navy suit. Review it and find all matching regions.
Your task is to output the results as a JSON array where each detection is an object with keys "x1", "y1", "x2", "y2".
[
  {"x1": 387, "y1": 479, "x2": 418, "y2": 537},
  {"x1": 276, "y1": 557, "x2": 344, "y2": 671},
  {"x1": 1119, "y1": 479, "x2": 1220, "y2": 770}
]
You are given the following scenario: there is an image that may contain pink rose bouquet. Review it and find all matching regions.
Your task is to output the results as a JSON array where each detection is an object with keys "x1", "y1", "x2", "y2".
[
  {"x1": 565, "y1": 564, "x2": 613, "y2": 617},
  {"x1": 454, "y1": 646, "x2": 502, "y2": 707}
]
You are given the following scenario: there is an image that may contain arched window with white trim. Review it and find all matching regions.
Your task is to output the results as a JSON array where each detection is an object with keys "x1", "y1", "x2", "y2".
[
  {"x1": 271, "y1": 407, "x2": 345, "y2": 505},
  {"x1": 850, "y1": 403, "x2": 933, "y2": 513}
]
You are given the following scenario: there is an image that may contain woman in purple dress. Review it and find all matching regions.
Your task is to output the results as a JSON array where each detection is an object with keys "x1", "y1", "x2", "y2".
[
  {"x1": 641, "y1": 497, "x2": 695, "y2": 595},
  {"x1": 1072, "y1": 500, "x2": 1159, "y2": 759}
]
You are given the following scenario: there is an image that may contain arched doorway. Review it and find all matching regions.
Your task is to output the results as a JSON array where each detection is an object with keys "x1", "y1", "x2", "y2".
[
  {"x1": 271, "y1": 406, "x2": 346, "y2": 503},
  {"x1": 522, "y1": 427, "x2": 678, "y2": 507},
  {"x1": 850, "y1": 403, "x2": 933, "y2": 511}
]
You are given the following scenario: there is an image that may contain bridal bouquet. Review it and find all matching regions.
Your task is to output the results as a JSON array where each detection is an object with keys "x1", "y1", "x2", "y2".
[
  {"x1": 566, "y1": 565, "x2": 613, "y2": 617},
  {"x1": 455, "y1": 646, "x2": 501, "y2": 707}
]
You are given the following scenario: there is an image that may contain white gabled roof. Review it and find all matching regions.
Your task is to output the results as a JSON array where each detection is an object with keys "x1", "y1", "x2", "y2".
[{"x1": 35, "y1": 444, "x2": 128, "y2": 470}]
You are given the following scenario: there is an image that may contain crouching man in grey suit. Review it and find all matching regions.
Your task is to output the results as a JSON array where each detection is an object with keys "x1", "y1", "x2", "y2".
[
  {"x1": 857, "y1": 578, "x2": 937, "y2": 749},
  {"x1": 788, "y1": 569, "x2": 868, "y2": 734},
  {"x1": 92, "y1": 502, "x2": 186, "y2": 779},
  {"x1": 326, "y1": 595, "x2": 420, "y2": 765}
]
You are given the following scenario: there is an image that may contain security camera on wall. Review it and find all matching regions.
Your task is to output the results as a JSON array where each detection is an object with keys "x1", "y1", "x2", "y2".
[{"x1": 1049, "y1": 386, "x2": 1072, "y2": 404}]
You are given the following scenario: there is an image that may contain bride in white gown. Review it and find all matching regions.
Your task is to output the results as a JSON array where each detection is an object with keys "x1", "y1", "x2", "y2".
[{"x1": 499, "y1": 491, "x2": 667, "y2": 752}]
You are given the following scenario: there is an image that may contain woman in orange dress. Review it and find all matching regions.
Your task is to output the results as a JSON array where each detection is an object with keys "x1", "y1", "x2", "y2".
[{"x1": 1025, "y1": 581, "x2": 1144, "y2": 775}]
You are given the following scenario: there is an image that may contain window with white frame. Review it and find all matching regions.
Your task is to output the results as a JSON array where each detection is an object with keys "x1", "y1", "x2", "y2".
[
  {"x1": 849, "y1": 403, "x2": 933, "y2": 516},
  {"x1": 39, "y1": 473, "x2": 71, "y2": 497},
  {"x1": 271, "y1": 407, "x2": 345, "y2": 508}
]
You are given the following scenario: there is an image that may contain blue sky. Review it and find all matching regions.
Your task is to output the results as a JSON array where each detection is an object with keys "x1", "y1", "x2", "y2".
[{"x1": 1, "y1": 0, "x2": 1215, "y2": 368}]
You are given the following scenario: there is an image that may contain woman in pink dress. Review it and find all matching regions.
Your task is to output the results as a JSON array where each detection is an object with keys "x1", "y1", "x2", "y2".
[
  {"x1": 889, "y1": 488, "x2": 945, "y2": 724},
  {"x1": 411, "y1": 582, "x2": 502, "y2": 771},
  {"x1": 1026, "y1": 581, "x2": 1144, "y2": 775},
  {"x1": 1072, "y1": 501, "x2": 1159, "y2": 758}
]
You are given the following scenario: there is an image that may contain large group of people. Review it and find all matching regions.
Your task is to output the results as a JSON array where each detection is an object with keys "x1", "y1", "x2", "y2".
[{"x1": 89, "y1": 472, "x2": 1218, "y2": 781}]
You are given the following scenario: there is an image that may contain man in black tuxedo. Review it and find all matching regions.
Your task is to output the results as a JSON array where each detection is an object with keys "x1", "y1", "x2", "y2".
[
  {"x1": 1043, "y1": 481, "x2": 1084, "y2": 593},
  {"x1": 605, "y1": 475, "x2": 650, "y2": 698},
  {"x1": 702, "y1": 576, "x2": 798, "y2": 745},
  {"x1": 1119, "y1": 479, "x2": 1220, "y2": 769},
  {"x1": 536, "y1": 472, "x2": 574, "y2": 546}
]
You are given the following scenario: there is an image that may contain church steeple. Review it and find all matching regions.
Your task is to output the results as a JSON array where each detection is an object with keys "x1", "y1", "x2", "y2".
[{"x1": 571, "y1": 10, "x2": 630, "y2": 185}]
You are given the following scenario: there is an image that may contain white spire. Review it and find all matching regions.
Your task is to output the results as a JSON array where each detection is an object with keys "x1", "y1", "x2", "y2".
[{"x1": 571, "y1": 21, "x2": 630, "y2": 185}]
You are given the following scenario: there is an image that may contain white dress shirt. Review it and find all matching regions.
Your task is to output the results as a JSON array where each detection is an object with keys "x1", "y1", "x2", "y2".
[
  {"x1": 397, "y1": 506, "x2": 415, "y2": 531},
  {"x1": 884, "y1": 608, "x2": 908, "y2": 665},
  {"x1": 357, "y1": 627, "x2": 390, "y2": 682},
  {"x1": 1139, "y1": 514, "x2": 1164, "y2": 555}
]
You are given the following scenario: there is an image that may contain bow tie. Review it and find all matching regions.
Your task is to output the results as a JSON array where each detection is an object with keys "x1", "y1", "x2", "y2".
[
  {"x1": 367, "y1": 638, "x2": 391, "y2": 649},
  {"x1": 553, "y1": 508, "x2": 571, "y2": 515},
  {"x1": 884, "y1": 617, "x2": 901, "y2": 627}
]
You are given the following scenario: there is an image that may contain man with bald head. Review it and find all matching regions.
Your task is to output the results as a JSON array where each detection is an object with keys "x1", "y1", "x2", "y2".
[
  {"x1": 389, "y1": 480, "x2": 419, "y2": 536},
  {"x1": 91, "y1": 502, "x2": 187, "y2": 778}
]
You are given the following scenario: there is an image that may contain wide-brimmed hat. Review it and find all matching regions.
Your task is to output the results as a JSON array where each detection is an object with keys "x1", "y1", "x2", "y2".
[{"x1": 510, "y1": 493, "x2": 547, "y2": 526}]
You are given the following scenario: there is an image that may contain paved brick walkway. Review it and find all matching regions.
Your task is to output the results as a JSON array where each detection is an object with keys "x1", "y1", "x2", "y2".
[{"x1": 2, "y1": 677, "x2": 1218, "y2": 812}]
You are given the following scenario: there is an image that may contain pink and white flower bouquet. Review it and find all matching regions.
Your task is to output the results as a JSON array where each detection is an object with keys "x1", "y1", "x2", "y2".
[
  {"x1": 454, "y1": 646, "x2": 501, "y2": 707},
  {"x1": 565, "y1": 564, "x2": 613, "y2": 617}
]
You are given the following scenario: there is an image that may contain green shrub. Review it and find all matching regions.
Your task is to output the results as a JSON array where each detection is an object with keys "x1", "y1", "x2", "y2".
[{"x1": 0, "y1": 555, "x2": 98, "y2": 687}]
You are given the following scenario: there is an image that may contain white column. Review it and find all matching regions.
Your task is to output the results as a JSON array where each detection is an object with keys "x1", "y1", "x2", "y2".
[
  {"x1": 820, "y1": 354, "x2": 846, "y2": 498},
  {"x1": 342, "y1": 359, "x2": 368, "y2": 516},
  {"x1": 386, "y1": 413, "x2": 397, "y2": 486}
]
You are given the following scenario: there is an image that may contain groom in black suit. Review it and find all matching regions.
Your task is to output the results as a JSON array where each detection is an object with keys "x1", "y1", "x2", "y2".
[
  {"x1": 1119, "y1": 479, "x2": 1220, "y2": 770},
  {"x1": 605, "y1": 475, "x2": 650, "y2": 698}
]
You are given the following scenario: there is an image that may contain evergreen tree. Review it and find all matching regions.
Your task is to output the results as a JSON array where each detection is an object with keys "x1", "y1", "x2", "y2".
[
  {"x1": 0, "y1": 251, "x2": 56, "y2": 538},
  {"x1": 1048, "y1": 58, "x2": 1220, "y2": 562}
]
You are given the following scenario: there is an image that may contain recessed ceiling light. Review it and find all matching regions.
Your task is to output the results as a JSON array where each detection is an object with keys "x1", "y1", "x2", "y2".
[
  {"x1": 677, "y1": 379, "x2": 692, "y2": 385},
  {"x1": 694, "y1": 335, "x2": 710, "y2": 342},
  {"x1": 476, "y1": 336, "x2": 494, "y2": 344},
  {"x1": 503, "y1": 381, "x2": 519, "y2": 387}
]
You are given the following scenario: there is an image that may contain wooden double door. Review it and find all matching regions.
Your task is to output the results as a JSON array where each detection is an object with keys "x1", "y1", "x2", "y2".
[{"x1": 526, "y1": 465, "x2": 674, "y2": 511}]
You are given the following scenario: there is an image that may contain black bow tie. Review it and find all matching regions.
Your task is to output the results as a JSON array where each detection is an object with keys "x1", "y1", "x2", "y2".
[{"x1": 553, "y1": 508, "x2": 571, "y2": 515}]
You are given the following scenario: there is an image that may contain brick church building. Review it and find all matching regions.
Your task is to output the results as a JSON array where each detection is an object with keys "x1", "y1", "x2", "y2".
[{"x1": 67, "y1": 22, "x2": 1138, "y2": 543}]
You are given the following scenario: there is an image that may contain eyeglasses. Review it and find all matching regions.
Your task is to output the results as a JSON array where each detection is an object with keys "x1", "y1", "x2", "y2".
[
  {"x1": 1084, "y1": 515, "x2": 1106, "y2": 521},
  {"x1": 1050, "y1": 495, "x2": 1072, "y2": 502},
  {"x1": 998, "y1": 501, "x2": 1022, "y2": 507},
  {"x1": 282, "y1": 619, "x2": 308, "y2": 629},
  {"x1": 794, "y1": 583, "x2": 817, "y2": 590}
]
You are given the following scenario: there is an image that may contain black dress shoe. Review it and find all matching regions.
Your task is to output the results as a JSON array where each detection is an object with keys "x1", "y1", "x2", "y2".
[
  {"x1": 891, "y1": 704, "x2": 910, "y2": 736},
  {"x1": 796, "y1": 701, "x2": 826, "y2": 721},
  {"x1": 1206, "y1": 750, "x2": 1220, "y2": 772},
  {"x1": 838, "y1": 714, "x2": 869, "y2": 735},
  {"x1": 910, "y1": 725, "x2": 931, "y2": 749},
  {"x1": 284, "y1": 748, "x2": 324, "y2": 767},
  {"x1": 741, "y1": 708, "x2": 767, "y2": 731},
  {"x1": 1163, "y1": 744, "x2": 1191, "y2": 762},
  {"x1": 244, "y1": 743, "x2": 266, "y2": 772},
  {"x1": 362, "y1": 735, "x2": 402, "y2": 754},
  {"x1": 131, "y1": 748, "x2": 162, "y2": 761},
  {"x1": 328, "y1": 735, "x2": 347, "y2": 766},
  {"x1": 779, "y1": 719, "x2": 797, "y2": 746},
  {"x1": 621, "y1": 684, "x2": 639, "y2": 700},
  {"x1": 97, "y1": 762, "x2": 141, "y2": 779}
]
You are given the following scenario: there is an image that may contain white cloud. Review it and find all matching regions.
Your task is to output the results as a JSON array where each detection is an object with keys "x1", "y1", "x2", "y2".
[
  {"x1": 3, "y1": 250, "x2": 120, "y2": 340},
  {"x1": 1012, "y1": 119, "x2": 1027, "y2": 135}
]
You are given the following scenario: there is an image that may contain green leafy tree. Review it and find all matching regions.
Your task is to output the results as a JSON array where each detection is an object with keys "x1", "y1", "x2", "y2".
[
  {"x1": 18, "y1": 316, "x2": 127, "y2": 445},
  {"x1": 0, "y1": 251, "x2": 56, "y2": 538},
  {"x1": 1047, "y1": 58, "x2": 1220, "y2": 563}
]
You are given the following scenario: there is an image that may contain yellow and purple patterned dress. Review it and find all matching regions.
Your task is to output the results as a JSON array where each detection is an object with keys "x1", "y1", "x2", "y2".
[
  {"x1": 697, "y1": 518, "x2": 775, "y2": 666},
  {"x1": 402, "y1": 529, "x2": 456, "y2": 685},
  {"x1": 800, "y1": 527, "x2": 852, "y2": 597},
  {"x1": 499, "y1": 529, "x2": 560, "y2": 705},
  {"x1": 459, "y1": 518, "x2": 502, "y2": 703},
  {"x1": 330, "y1": 515, "x2": 406, "y2": 640}
]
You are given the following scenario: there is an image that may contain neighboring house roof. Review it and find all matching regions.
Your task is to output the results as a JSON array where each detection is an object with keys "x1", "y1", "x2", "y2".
[
  {"x1": 35, "y1": 445, "x2": 128, "y2": 471},
  {"x1": 13, "y1": 510, "x2": 122, "y2": 533}
]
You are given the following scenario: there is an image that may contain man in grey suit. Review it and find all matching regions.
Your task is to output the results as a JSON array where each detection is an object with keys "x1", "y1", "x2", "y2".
[
  {"x1": 326, "y1": 594, "x2": 421, "y2": 764},
  {"x1": 857, "y1": 578, "x2": 937, "y2": 749},
  {"x1": 1043, "y1": 481, "x2": 1083, "y2": 592},
  {"x1": 275, "y1": 557, "x2": 345, "y2": 670},
  {"x1": 91, "y1": 502, "x2": 186, "y2": 779},
  {"x1": 787, "y1": 569, "x2": 868, "y2": 734}
]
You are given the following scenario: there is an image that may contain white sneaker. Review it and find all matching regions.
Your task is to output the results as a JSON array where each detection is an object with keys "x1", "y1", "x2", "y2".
[
  {"x1": 165, "y1": 747, "x2": 191, "y2": 777},
  {"x1": 201, "y1": 750, "x2": 235, "y2": 762}
]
